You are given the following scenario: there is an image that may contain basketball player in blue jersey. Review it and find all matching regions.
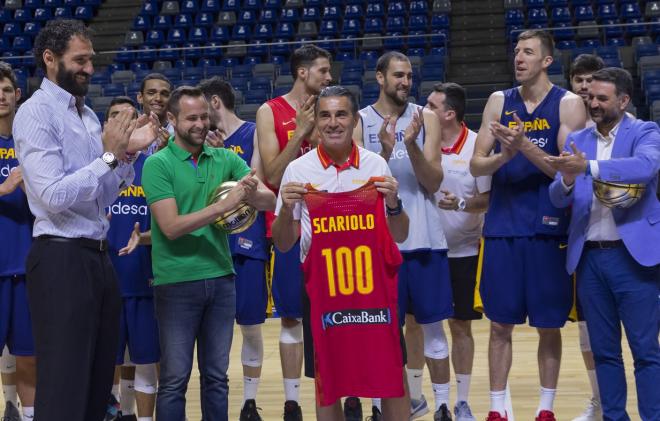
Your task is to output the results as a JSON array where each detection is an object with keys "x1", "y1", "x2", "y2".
[
  {"x1": 567, "y1": 54, "x2": 604, "y2": 421},
  {"x1": 353, "y1": 52, "x2": 451, "y2": 421},
  {"x1": 105, "y1": 97, "x2": 160, "y2": 421},
  {"x1": 0, "y1": 62, "x2": 37, "y2": 421},
  {"x1": 470, "y1": 30, "x2": 586, "y2": 421},
  {"x1": 199, "y1": 77, "x2": 269, "y2": 421}
]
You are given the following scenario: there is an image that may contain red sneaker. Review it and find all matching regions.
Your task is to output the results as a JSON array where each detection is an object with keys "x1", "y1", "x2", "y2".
[
  {"x1": 535, "y1": 410, "x2": 556, "y2": 421},
  {"x1": 485, "y1": 411, "x2": 508, "y2": 421}
]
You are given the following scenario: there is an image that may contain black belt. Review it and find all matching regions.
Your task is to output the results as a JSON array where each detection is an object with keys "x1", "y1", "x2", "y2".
[
  {"x1": 38, "y1": 235, "x2": 108, "y2": 252},
  {"x1": 584, "y1": 240, "x2": 623, "y2": 249}
]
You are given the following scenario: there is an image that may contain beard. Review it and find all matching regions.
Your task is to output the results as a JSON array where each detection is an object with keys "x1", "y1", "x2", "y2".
[
  {"x1": 56, "y1": 61, "x2": 89, "y2": 97},
  {"x1": 176, "y1": 125, "x2": 208, "y2": 148},
  {"x1": 384, "y1": 83, "x2": 409, "y2": 107}
]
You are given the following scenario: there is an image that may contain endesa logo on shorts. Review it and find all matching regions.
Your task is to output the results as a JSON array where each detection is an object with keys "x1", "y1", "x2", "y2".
[{"x1": 321, "y1": 308, "x2": 391, "y2": 330}]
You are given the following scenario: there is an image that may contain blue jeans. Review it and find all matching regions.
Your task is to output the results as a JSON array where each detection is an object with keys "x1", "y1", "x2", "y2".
[
  {"x1": 577, "y1": 246, "x2": 660, "y2": 421},
  {"x1": 154, "y1": 276, "x2": 236, "y2": 421}
]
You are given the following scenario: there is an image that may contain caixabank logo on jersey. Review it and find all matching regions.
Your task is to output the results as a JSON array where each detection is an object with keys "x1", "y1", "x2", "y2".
[{"x1": 322, "y1": 308, "x2": 391, "y2": 330}]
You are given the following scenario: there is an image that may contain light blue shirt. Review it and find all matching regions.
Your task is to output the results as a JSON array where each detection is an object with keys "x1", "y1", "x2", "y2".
[{"x1": 13, "y1": 78, "x2": 134, "y2": 240}]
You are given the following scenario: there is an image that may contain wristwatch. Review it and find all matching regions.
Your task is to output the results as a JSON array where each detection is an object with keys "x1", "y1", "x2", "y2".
[
  {"x1": 456, "y1": 197, "x2": 466, "y2": 212},
  {"x1": 386, "y1": 198, "x2": 403, "y2": 216},
  {"x1": 101, "y1": 152, "x2": 118, "y2": 170}
]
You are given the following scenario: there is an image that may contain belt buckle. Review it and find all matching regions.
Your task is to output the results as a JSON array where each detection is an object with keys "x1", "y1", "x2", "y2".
[{"x1": 99, "y1": 239, "x2": 107, "y2": 252}]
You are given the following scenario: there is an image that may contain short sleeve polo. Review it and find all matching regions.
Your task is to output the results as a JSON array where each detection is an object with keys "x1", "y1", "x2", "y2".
[{"x1": 142, "y1": 141, "x2": 251, "y2": 285}]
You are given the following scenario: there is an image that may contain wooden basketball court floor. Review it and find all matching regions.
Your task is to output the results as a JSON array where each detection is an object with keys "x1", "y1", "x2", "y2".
[{"x1": 1, "y1": 318, "x2": 641, "y2": 420}]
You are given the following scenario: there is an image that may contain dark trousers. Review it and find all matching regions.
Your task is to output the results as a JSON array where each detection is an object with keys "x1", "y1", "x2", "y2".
[
  {"x1": 577, "y1": 245, "x2": 660, "y2": 421},
  {"x1": 26, "y1": 237, "x2": 121, "y2": 421}
]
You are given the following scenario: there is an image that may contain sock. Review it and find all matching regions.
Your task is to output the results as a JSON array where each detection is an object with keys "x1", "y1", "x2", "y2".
[
  {"x1": 432, "y1": 382, "x2": 450, "y2": 411},
  {"x1": 406, "y1": 368, "x2": 424, "y2": 401},
  {"x1": 537, "y1": 387, "x2": 556, "y2": 415},
  {"x1": 111, "y1": 384, "x2": 120, "y2": 401},
  {"x1": 137, "y1": 418, "x2": 153, "y2": 421},
  {"x1": 120, "y1": 378, "x2": 136, "y2": 415},
  {"x1": 587, "y1": 369, "x2": 600, "y2": 402},
  {"x1": 490, "y1": 390, "x2": 506, "y2": 416},
  {"x1": 23, "y1": 406, "x2": 34, "y2": 420},
  {"x1": 455, "y1": 373, "x2": 471, "y2": 404},
  {"x1": 371, "y1": 398, "x2": 381, "y2": 411},
  {"x1": 283, "y1": 378, "x2": 300, "y2": 402},
  {"x1": 243, "y1": 376, "x2": 260, "y2": 401},
  {"x1": 2, "y1": 384, "x2": 18, "y2": 406}
]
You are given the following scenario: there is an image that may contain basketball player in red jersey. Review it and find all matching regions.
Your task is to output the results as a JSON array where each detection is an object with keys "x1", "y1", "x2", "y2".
[
  {"x1": 256, "y1": 45, "x2": 332, "y2": 420},
  {"x1": 272, "y1": 86, "x2": 410, "y2": 421}
]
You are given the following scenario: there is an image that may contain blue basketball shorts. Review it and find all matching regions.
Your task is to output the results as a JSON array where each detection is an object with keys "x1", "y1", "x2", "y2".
[
  {"x1": 271, "y1": 242, "x2": 303, "y2": 319},
  {"x1": 478, "y1": 236, "x2": 573, "y2": 328},
  {"x1": 234, "y1": 255, "x2": 268, "y2": 325},
  {"x1": 116, "y1": 296, "x2": 160, "y2": 365},
  {"x1": 398, "y1": 250, "x2": 454, "y2": 325},
  {"x1": 0, "y1": 275, "x2": 35, "y2": 356}
]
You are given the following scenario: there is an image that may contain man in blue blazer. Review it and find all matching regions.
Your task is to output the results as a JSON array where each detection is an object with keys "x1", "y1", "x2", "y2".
[{"x1": 547, "y1": 67, "x2": 660, "y2": 421}]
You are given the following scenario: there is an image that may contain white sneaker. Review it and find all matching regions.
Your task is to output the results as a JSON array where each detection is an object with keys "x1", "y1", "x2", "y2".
[
  {"x1": 410, "y1": 394, "x2": 430, "y2": 420},
  {"x1": 571, "y1": 398, "x2": 602, "y2": 421}
]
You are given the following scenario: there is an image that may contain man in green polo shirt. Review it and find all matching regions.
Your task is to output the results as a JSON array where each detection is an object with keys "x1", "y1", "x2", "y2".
[{"x1": 142, "y1": 86, "x2": 275, "y2": 421}]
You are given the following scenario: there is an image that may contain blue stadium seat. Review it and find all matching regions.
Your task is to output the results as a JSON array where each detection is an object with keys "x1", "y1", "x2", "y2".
[
  {"x1": 232, "y1": 24, "x2": 252, "y2": 40},
  {"x1": 338, "y1": 35, "x2": 357, "y2": 51},
  {"x1": 244, "y1": 89, "x2": 268, "y2": 104},
  {"x1": 341, "y1": 70, "x2": 363, "y2": 85},
  {"x1": 162, "y1": 68, "x2": 182, "y2": 81},
  {"x1": 136, "y1": 45, "x2": 157, "y2": 62},
  {"x1": 3, "y1": 23, "x2": 21, "y2": 37},
  {"x1": 275, "y1": 22, "x2": 295, "y2": 38},
  {"x1": 222, "y1": 0, "x2": 240, "y2": 11},
  {"x1": 145, "y1": 30, "x2": 165, "y2": 46},
  {"x1": 556, "y1": 39, "x2": 578, "y2": 49},
  {"x1": 527, "y1": 8, "x2": 548, "y2": 24},
  {"x1": 646, "y1": 84, "x2": 660, "y2": 103},
  {"x1": 597, "y1": 3, "x2": 617, "y2": 20},
  {"x1": 243, "y1": 0, "x2": 262, "y2": 10},
  {"x1": 271, "y1": 55, "x2": 286, "y2": 66},
  {"x1": 33, "y1": 7, "x2": 51, "y2": 21},
  {"x1": 210, "y1": 26, "x2": 230, "y2": 42},
  {"x1": 183, "y1": 66, "x2": 206, "y2": 80},
  {"x1": 325, "y1": 0, "x2": 344, "y2": 6},
  {"x1": 198, "y1": 58, "x2": 217, "y2": 68},
  {"x1": 388, "y1": 1, "x2": 406, "y2": 17},
  {"x1": 343, "y1": 19, "x2": 361, "y2": 36},
  {"x1": 636, "y1": 43, "x2": 659, "y2": 60},
  {"x1": 84, "y1": 0, "x2": 101, "y2": 5},
  {"x1": 335, "y1": 52, "x2": 356, "y2": 61},
  {"x1": 253, "y1": 23, "x2": 272, "y2": 39},
  {"x1": 360, "y1": 50, "x2": 379, "y2": 61},
  {"x1": 581, "y1": 39, "x2": 601, "y2": 48},
  {"x1": 410, "y1": 0, "x2": 427, "y2": 14},
  {"x1": 280, "y1": 8, "x2": 300, "y2": 22},
  {"x1": 204, "y1": 41, "x2": 224, "y2": 57},
  {"x1": 104, "y1": 83, "x2": 126, "y2": 97},
  {"x1": 182, "y1": 43, "x2": 202, "y2": 59},
  {"x1": 507, "y1": 25, "x2": 523, "y2": 39},
  {"x1": 264, "y1": 0, "x2": 279, "y2": 8},
  {"x1": 575, "y1": 6, "x2": 595, "y2": 22},
  {"x1": 260, "y1": 8, "x2": 278, "y2": 23},
  {"x1": 642, "y1": 69, "x2": 660, "y2": 88},
  {"x1": 130, "y1": 62, "x2": 149, "y2": 73},
  {"x1": 602, "y1": 19, "x2": 624, "y2": 37},
  {"x1": 238, "y1": 10, "x2": 257, "y2": 24},
  {"x1": 175, "y1": 59, "x2": 194, "y2": 70},
  {"x1": 204, "y1": 65, "x2": 227, "y2": 78},
  {"x1": 384, "y1": 32, "x2": 405, "y2": 49},
  {"x1": 409, "y1": 15, "x2": 428, "y2": 31},
  {"x1": 23, "y1": 22, "x2": 40, "y2": 37},
  {"x1": 181, "y1": 0, "x2": 199, "y2": 13},
  {"x1": 606, "y1": 37, "x2": 625, "y2": 46},
  {"x1": 621, "y1": 3, "x2": 642, "y2": 19},
  {"x1": 317, "y1": 36, "x2": 336, "y2": 52},
  {"x1": 319, "y1": 20, "x2": 339, "y2": 37},
  {"x1": 14, "y1": 8, "x2": 33, "y2": 22},
  {"x1": 323, "y1": 6, "x2": 340, "y2": 19},
  {"x1": 63, "y1": 0, "x2": 82, "y2": 6},
  {"x1": 248, "y1": 39, "x2": 268, "y2": 55},
  {"x1": 189, "y1": 27, "x2": 208, "y2": 42},
  {"x1": 115, "y1": 46, "x2": 134, "y2": 63},
  {"x1": 366, "y1": 2, "x2": 384, "y2": 18},
  {"x1": 386, "y1": 16, "x2": 405, "y2": 32},
  {"x1": 345, "y1": 5, "x2": 362, "y2": 18},
  {"x1": 12, "y1": 36, "x2": 32, "y2": 52},
  {"x1": 133, "y1": 15, "x2": 150, "y2": 30},
  {"x1": 201, "y1": 0, "x2": 221, "y2": 12},
  {"x1": 251, "y1": 76, "x2": 272, "y2": 90},
  {"x1": 0, "y1": 9, "x2": 13, "y2": 23},
  {"x1": 153, "y1": 15, "x2": 173, "y2": 30},
  {"x1": 174, "y1": 14, "x2": 192, "y2": 28},
  {"x1": 167, "y1": 28, "x2": 186, "y2": 44},
  {"x1": 421, "y1": 65, "x2": 444, "y2": 80},
  {"x1": 547, "y1": 0, "x2": 568, "y2": 5},
  {"x1": 140, "y1": 0, "x2": 158, "y2": 16},
  {"x1": 270, "y1": 38, "x2": 292, "y2": 55},
  {"x1": 158, "y1": 44, "x2": 179, "y2": 60},
  {"x1": 74, "y1": 5, "x2": 93, "y2": 19},
  {"x1": 364, "y1": 18, "x2": 384, "y2": 33},
  {"x1": 43, "y1": 0, "x2": 62, "y2": 6},
  {"x1": 551, "y1": 6, "x2": 571, "y2": 23},
  {"x1": 602, "y1": 56, "x2": 622, "y2": 67},
  {"x1": 526, "y1": 0, "x2": 544, "y2": 6},
  {"x1": 195, "y1": 13, "x2": 214, "y2": 27},
  {"x1": 431, "y1": 14, "x2": 450, "y2": 30},
  {"x1": 505, "y1": 9, "x2": 524, "y2": 25},
  {"x1": 408, "y1": 31, "x2": 427, "y2": 48},
  {"x1": 342, "y1": 60, "x2": 363, "y2": 72},
  {"x1": 626, "y1": 18, "x2": 648, "y2": 36}
]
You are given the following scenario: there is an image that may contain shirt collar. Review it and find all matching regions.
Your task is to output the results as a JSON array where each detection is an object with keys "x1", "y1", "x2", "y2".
[
  {"x1": 168, "y1": 138, "x2": 211, "y2": 161},
  {"x1": 593, "y1": 118, "x2": 622, "y2": 144},
  {"x1": 441, "y1": 122, "x2": 469, "y2": 155},
  {"x1": 316, "y1": 143, "x2": 360, "y2": 171},
  {"x1": 40, "y1": 77, "x2": 80, "y2": 111}
]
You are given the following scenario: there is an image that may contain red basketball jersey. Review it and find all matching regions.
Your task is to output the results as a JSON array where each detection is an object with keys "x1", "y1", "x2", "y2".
[
  {"x1": 265, "y1": 96, "x2": 313, "y2": 236},
  {"x1": 302, "y1": 181, "x2": 404, "y2": 406}
]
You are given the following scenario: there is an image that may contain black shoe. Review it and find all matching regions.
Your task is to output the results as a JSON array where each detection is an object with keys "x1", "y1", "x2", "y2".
[
  {"x1": 365, "y1": 406, "x2": 382, "y2": 421},
  {"x1": 240, "y1": 399, "x2": 263, "y2": 421},
  {"x1": 119, "y1": 415, "x2": 138, "y2": 421},
  {"x1": 433, "y1": 403, "x2": 453, "y2": 421},
  {"x1": 2, "y1": 402, "x2": 21, "y2": 421},
  {"x1": 283, "y1": 400, "x2": 303, "y2": 421},
  {"x1": 343, "y1": 397, "x2": 363, "y2": 421}
]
